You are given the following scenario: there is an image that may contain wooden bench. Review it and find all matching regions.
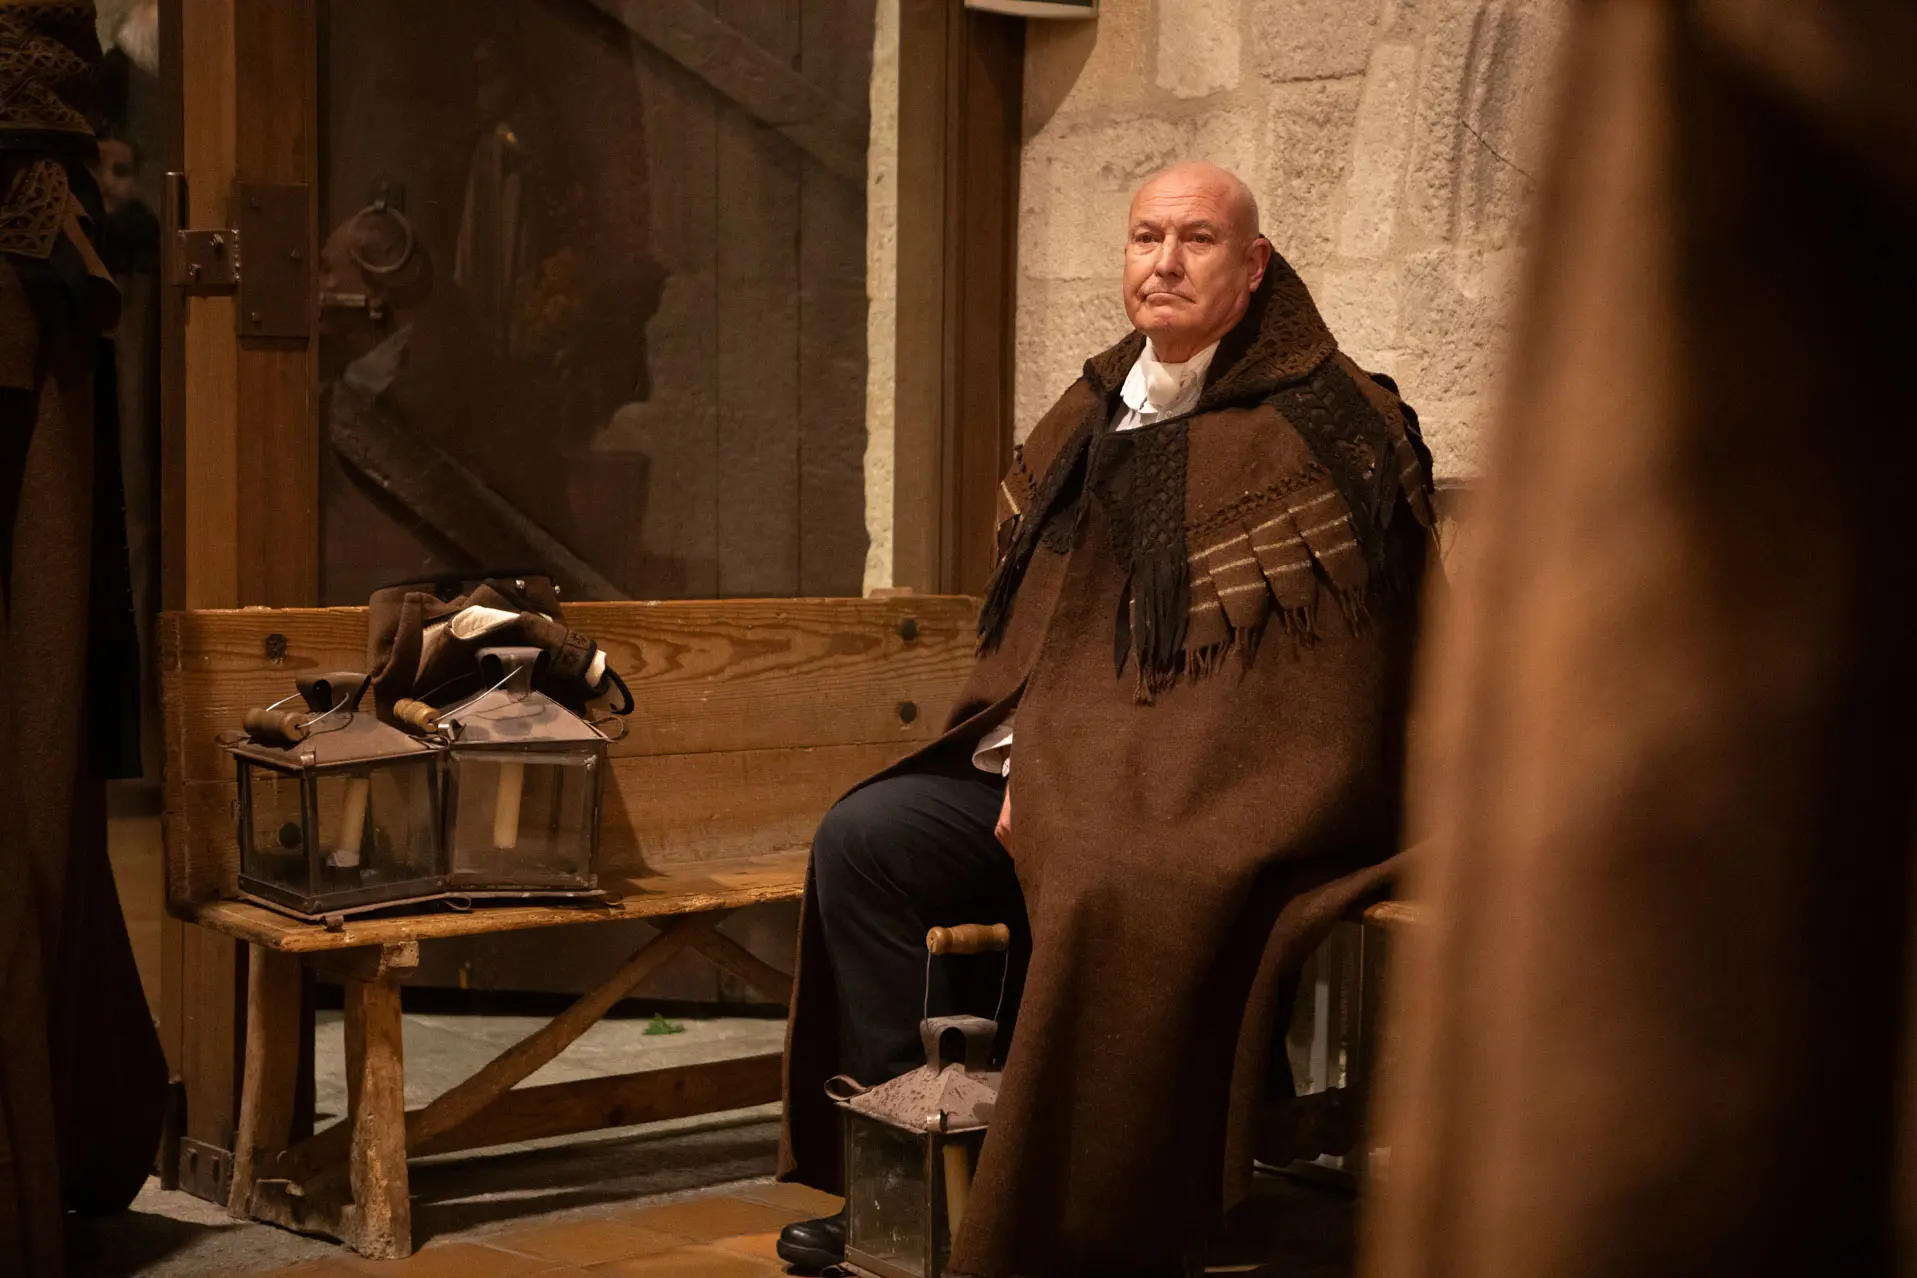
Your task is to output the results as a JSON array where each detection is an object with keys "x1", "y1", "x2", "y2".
[{"x1": 160, "y1": 596, "x2": 978, "y2": 1258}]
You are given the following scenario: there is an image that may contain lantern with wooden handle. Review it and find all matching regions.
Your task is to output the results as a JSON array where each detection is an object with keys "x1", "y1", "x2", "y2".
[
  {"x1": 223, "y1": 671, "x2": 446, "y2": 917},
  {"x1": 438, "y1": 646, "x2": 608, "y2": 897},
  {"x1": 835, "y1": 922, "x2": 1011, "y2": 1278}
]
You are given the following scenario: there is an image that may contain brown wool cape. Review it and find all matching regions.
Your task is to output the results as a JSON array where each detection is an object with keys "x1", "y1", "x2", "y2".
[
  {"x1": 779, "y1": 257, "x2": 1438, "y2": 1276},
  {"x1": 1361, "y1": 3, "x2": 1917, "y2": 1276},
  {"x1": 1, "y1": 2, "x2": 168, "y2": 1269}
]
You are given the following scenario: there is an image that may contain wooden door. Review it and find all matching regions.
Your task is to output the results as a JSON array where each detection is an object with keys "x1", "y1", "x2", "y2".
[{"x1": 314, "y1": 0, "x2": 875, "y2": 606}]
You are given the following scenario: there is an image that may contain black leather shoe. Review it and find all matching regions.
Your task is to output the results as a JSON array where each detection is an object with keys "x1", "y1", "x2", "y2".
[{"x1": 776, "y1": 1208, "x2": 847, "y2": 1273}]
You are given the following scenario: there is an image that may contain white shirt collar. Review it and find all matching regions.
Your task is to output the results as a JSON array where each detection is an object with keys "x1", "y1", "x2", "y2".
[{"x1": 1120, "y1": 337, "x2": 1219, "y2": 419}]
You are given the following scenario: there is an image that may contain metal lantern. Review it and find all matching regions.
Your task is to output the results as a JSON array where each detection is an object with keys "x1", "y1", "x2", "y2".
[
  {"x1": 226, "y1": 671, "x2": 445, "y2": 918},
  {"x1": 836, "y1": 924, "x2": 1010, "y2": 1278},
  {"x1": 438, "y1": 646, "x2": 607, "y2": 896}
]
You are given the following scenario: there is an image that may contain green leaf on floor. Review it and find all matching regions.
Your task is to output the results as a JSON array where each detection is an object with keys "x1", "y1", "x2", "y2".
[{"x1": 644, "y1": 1012, "x2": 686, "y2": 1036}]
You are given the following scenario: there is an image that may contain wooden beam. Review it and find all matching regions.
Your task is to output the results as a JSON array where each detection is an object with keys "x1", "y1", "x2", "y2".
[
  {"x1": 596, "y1": 0, "x2": 867, "y2": 185},
  {"x1": 893, "y1": 1, "x2": 1023, "y2": 594},
  {"x1": 406, "y1": 912, "x2": 726, "y2": 1148},
  {"x1": 191, "y1": 856, "x2": 808, "y2": 954},
  {"x1": 416, "y1": 1053, "x2": 783, "y2": 1157},
  {"x1": 692, "y1": 930, "x2": 795, "y2": 1005},
  {"x1": 227, "y1": 947, "x2": 304, "y2": 1216},
  {"x1": 162, "y1": 597, "x2": 975, "y2": 782},
  {"x1": 343, "y1": 973, "x2": 410, "y2": 1258},
  {"x1": 178, "y1": 0, "x2": 240, "y2": 610},
  {"x1": 307, "y1": 941, "x2": 419, "y2": 984},
  {"x1": 249, "y1": 1176, "x2": 350, "y2": 1244},
  {"x1": 231, "y1": 0, "x2": 319, "y2": 607},
  {"x1": 166, "y1": 0, "x2": 323, "y2": 1204},
  {"x1": 329, "y1": 387, "x2": 627, "y2": 602}
]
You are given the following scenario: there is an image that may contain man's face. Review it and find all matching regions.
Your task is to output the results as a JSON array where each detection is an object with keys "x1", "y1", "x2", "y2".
[
  {"x1": 1122, "y1": 168, "x2": 1270, "y2": 359},
  {"x1": 94, "y1": 140, "x2": 138, "y2": 215}
]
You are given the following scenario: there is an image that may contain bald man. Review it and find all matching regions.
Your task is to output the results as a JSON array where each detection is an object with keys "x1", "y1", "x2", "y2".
[{"x1": 776, "y1": 163, "x2": 1438, "y2": 1277}]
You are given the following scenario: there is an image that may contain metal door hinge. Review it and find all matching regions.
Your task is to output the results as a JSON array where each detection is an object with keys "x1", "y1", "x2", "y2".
[
  {"x1": 177, "y1": 1137, "x2": 234, "y2": 1205},
  {"x1": 164, "y1": 172, "x2": 312, "y2": 338}
]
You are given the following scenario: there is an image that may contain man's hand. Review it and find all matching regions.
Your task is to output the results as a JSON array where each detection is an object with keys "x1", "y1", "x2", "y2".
[{"x1": 994, "y1": 785, "x2": 1012, "y2": 851}]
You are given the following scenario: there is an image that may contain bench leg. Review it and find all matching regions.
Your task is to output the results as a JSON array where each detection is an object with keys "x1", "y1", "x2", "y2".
[
  {"x1": 228, "y1": 946, "x2": 303, "y2": 1217},
  {"x1": 344, "y1": 964, "x2": 411, "y2": 1258}
]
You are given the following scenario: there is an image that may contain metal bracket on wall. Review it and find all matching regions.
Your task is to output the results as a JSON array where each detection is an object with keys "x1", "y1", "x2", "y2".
[{"x1": 163, "y1": 172, "x2": 313, "y2": 339}]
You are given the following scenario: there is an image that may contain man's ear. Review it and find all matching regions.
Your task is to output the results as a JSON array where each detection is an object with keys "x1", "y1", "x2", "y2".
[{"x1": 1246, "y1": 235, "x2": 1273, "y2": 291}]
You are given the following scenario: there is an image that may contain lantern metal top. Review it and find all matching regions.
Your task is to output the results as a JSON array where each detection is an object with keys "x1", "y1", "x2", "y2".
[
  {"x1": 441, "y1": 646, "x2": 607, "y2": 747},
  {"x1": 225, "y1": 671, "x2": 436, "y2": 770},
  {"x1": 840, "y1": 1016, "x2": 1001, "y2": 1135}
]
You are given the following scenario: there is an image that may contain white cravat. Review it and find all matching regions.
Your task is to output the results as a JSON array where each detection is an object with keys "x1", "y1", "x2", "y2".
[
  {"x1": 972, "y1": 337, "x2": 1221, "y2": 778},
  {"x1": 1114, "y1": 337, "x2": 1219, "y2": 432}
]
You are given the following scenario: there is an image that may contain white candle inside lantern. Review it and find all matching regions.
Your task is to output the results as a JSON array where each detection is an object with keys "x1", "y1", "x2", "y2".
[
  {"x1": 331, "y1": 775, "x2": 371, "y2": 868},
  {"x1": 493, "y1": 760, "x2": 525, "y2": 849},
  {"x1": 942, "y1": 1144, "x2": 972, "y2": 1234}
]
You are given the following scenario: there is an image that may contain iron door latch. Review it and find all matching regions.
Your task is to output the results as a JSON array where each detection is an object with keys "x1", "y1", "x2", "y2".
[{"x1": 163, "y1": 172, "x2": 312, "y2": 339}]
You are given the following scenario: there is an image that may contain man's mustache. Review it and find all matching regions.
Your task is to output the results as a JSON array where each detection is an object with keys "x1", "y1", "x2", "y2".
[{"x1": 1138, "y1": 281, "x2": 1194, "y2": 301}]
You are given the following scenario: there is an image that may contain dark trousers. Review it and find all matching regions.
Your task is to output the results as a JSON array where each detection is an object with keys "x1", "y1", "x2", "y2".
[
  {"x1": 811, "y1": 764, "x2": 1300, "y2": 1099},
  {"x1": 811, "y1": 763, "x2": 1027, "y2": 1086}
]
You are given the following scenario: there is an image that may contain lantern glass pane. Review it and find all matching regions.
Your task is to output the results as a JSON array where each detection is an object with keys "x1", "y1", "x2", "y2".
[
  {"x1": 240, "y1": 764, "x2": 310, "y2": 896},
  {"x1": 846, "y1": 1115, "x2": 930, "y2": 1276},
  {"x1": 446, "y1": 747, "x2": 599, "y2": 885},
  {"x1": 310, "y1": 762, "x2": 441, "y2": 894}
]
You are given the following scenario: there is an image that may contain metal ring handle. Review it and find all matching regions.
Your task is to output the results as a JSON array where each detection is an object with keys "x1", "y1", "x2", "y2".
[{"x1": 346, "y1": 201, "x2": 417, "y2": 279}]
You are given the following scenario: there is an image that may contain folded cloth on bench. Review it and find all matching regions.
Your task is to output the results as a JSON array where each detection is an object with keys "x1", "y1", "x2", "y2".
[{"x1": 365, "y1": 573, "x2": 623, "y2": 716}]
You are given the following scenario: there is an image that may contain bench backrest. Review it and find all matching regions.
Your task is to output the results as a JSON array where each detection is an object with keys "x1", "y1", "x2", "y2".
[{"x1": 159, "y1": 596, "x2": 978, "y2": 912}]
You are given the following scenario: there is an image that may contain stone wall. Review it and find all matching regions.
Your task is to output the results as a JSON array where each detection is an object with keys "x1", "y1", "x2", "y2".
[
  {"x1": 1016, "y1": 0, "x2": 1569, "y2": 477},
  {"x1": 863, "y1": 0, "x2": 900, "y2": 593}
]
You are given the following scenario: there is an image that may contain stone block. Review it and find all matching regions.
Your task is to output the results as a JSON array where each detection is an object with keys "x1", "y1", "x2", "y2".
[
  {"x1": 1025, "y1": 0, "x2": 1154, "y2": 131},
  {"x1": 1391, "y1": 245, "x2": 1521, "y2": 402},
  {"x1": 1259, "y1": 76, "x2": 1364, "y2": 270},
  {"x1": 1156, "y1": 0, "x2": 1242, "y2": 100},
  {"x1": 862, "y1": 292, "x2": 896, "y2": 593},
  {"x1": 1412, "y1": 394, "x2": 1488, "y2": 480},
  {"x1": 1183, "y1": 103, "x2": 1271, "y2": 195},
  {"x1": 1020, "y1": 113, "x2": 1188, "y2": 281},
  {"x1": 1014, "y1": 278, "x2": 1130, "y2": 436},
  {"x1": 1405, "y1": 0, "x2": 1563, "y2": 247},
  {"x1": 1337, "y1": 41, "x2": 1420, "y2": 259},
  {"x1": 1252, "y1": 0, "x2": 1381, "y2": 83},
  {"x1": 1312, "y1": 259, "x2": 1403, "y2": 362},
  {"x1": 863, "y1": 0, "x2": 900, "y2": 591}
]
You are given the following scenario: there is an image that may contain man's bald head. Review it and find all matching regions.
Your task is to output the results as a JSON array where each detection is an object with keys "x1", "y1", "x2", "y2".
[
  {"x1": 1134, "y1": 162, "x2": 1261, "y2": 245},
  {"x1": 1123, "y1": 162, "x2": 1272, "y2": 362}
]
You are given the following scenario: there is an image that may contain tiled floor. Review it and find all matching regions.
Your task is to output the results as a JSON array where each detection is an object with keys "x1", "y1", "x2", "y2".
[
  {"x1": 268, "y1": 1180, "x2": 840, "y2": 1277},
  {"x1": 254, "y1": 1170, "x2": 1357, "y2": 1278}
]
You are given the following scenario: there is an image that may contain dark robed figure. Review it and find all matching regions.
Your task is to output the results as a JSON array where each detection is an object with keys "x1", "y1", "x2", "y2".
[{"x1": 777, "y1": 163, "x2": 1437, "y2": 1278}]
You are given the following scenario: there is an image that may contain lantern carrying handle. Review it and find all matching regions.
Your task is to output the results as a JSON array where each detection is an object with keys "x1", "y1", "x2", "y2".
[
  {"x1": 926, "y1": 924, "x2": 1011, "y2": 955},
  {"x1": 435, "y1": 665, "x2": 519, "y2": 729},
  {"x1": 295, "y1": 671, "x2": 369, "y2": 714},
  {"x1": 476, "y1": 646, "x2": 545, "y2": 697},
  {"x1": 922, "y1": 922, "x2": 1014, "y2": 1030}
]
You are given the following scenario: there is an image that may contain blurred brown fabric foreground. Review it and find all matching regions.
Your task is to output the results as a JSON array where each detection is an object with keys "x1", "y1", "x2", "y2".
[{"x1": 1364, "y1": 3, "x2": 1917, "y2": 1277}]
